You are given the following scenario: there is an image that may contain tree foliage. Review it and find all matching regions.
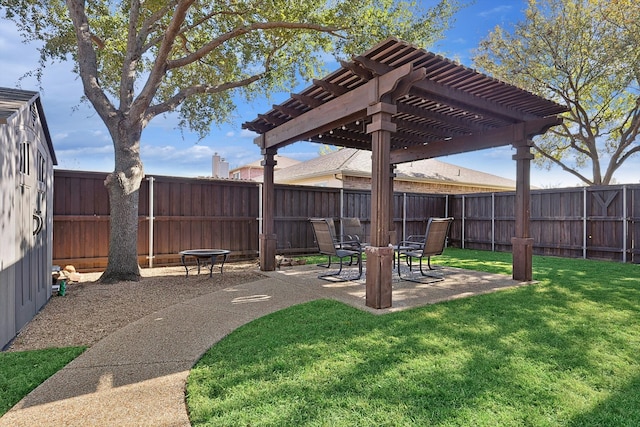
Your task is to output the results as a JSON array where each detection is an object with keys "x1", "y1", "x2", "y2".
[
  {"x1": 1, "y1": 0, "x2": 458, "y2": 281},
  {"x1": 473, "y1": 0, "x2": 640, "y2": 185},
  {"x1": 4, "y1": 0, "x2": 458, "y2": 138}
]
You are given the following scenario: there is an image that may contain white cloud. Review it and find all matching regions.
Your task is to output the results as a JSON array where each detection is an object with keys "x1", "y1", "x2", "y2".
[
  {"x1": 240, "y1": 128, "x2": 258, "y2": 138},
  {"x1": 478, "y1": 5, "x2": 513, "y2": 18},
  {"x1": 57, "y1": 145, "x2": 113, "y2": 156}
]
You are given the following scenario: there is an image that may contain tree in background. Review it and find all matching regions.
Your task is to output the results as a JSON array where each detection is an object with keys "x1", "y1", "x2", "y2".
[
  {"x1": 2, "y1": 0, "x2": 458, "y2": 282},
  {"x1": 474, "y1": 0, "x2": 640, "y2": 186},
  {"x1": 318, "y1": 145, "x2": 341, "y2": 156}
]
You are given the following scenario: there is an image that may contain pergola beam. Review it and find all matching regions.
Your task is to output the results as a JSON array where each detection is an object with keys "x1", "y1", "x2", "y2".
[
  {"x1": 291, "y1": 93, "x2": 323, "y2": 108},
  {"x1": 259, "y1": 63, "x2": 418, "y2": 151},
  {"x1": 313, "y1": 79, "x2": 350, "y2": 97},
  {"x1": 393, "y1": 118, "x2": 465, "y2": 140},
  {"x1": 390, "y1": 116, "x2": 562, "y2": 164},
  {"x1": 273, "y1": 104, "x2": 304, "y2": 118},
  {"x1": 396, "y1": 102, "x2": 493, "y2": 133},
  {"x1": 355, "y1": 55, "x2": 539, "y2": 123},
  {"x1": 339, "y1": 59, "x2": 374, "y2": 81}
]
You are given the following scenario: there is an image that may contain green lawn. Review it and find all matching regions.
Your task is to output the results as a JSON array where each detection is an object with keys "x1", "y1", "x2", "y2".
[
  {"x1": 0, "y1": 346, "x2": 86, "y2": 415},
  {"x1": 187, "y1": 249, "x2": 640, "y2": 426}
]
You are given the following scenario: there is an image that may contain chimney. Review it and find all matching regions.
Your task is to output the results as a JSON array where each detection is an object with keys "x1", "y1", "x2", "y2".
[{"x1": 212, "y1": 153, "x2": 229, "y2": 178}]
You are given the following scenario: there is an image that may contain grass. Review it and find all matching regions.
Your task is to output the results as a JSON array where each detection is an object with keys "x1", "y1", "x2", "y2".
[
  {"x1": 0, "y1": 346, "x2": 86, "y2": 416},
  {"x1": 187, "y1": 248, "x2": 640, "y2": 426}
]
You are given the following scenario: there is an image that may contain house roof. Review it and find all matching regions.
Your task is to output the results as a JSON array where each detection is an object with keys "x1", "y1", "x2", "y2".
[
  {"x1": 0, "y1": 87, "x2": 57, "y2": 165},
  {"x1": 275, "y1": 148, "x2": 516, "y2": 189},
  {"x1": 238, "y1": 155, "x2": 301, "y2": 170}
]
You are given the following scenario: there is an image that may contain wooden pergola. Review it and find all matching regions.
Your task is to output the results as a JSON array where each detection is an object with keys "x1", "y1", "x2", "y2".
[{"x1": 243, "y1": 38, "x2": 568, "y2": 309}]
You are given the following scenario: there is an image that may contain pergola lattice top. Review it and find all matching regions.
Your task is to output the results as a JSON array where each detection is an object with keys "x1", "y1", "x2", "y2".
[{"x1": 243, "y1": 38, "x2": 567, "y2": 163}]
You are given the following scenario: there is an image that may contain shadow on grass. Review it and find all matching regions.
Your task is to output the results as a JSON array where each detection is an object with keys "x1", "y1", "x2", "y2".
[
  {"x1": 189, "y1": 289, "x2": 639, "y2": 424},
  {"x1": 568, "y1": 374, "x2": 640, "y2": 427},
  {"x1": 188, "y1": 252, "x2": 640, "y2": 425}
]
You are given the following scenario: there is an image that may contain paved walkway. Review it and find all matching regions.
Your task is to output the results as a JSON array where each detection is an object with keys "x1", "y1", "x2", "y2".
[{"x1": 1, "y1": 265, "x2": 529, "y2": 426}]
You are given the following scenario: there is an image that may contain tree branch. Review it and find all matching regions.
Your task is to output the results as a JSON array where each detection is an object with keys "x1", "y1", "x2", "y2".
[
  {"x1": 131, "y1": 0, "x2": 194, "y2": 120},
  {"x1": 142, "y1": 6, "x2": 244, "y2": 52},
  {"x1": 557, "y1": 121, "x2": 592, "y2": 158},
  {"x1": 137, "y1": 1, "x2": 180, "y2": 56},
  {"x1": 65, "y1": 0, "x2": 118, "y2": 125},
  {"x1": 145, "y1": 74, "x2": 263, "y2": 119},
  {"x1": 532, "y1": 141, "x2": 593, "y2": 185},
  {"x1": 167, "y1": 21, "x2": 343, "y2": 70},
  {"x1": 119, "y1": 0, "x2": 141, "y2": 110}
]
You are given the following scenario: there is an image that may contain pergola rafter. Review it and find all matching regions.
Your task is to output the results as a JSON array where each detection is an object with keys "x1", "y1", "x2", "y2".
[{"x1": 243, "y1": 38, "x2": 568, "y2": 309}]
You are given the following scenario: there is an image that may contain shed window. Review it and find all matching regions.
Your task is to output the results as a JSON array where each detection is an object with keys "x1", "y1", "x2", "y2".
[
  {"x1": 30, "y1": 103, "x2": 38, "y2": 126},
  {"x1": 37, "y1": 151, "x2": 46, "y2": 183},
  {"x1": 19, "y1": 141, "x2": 30, "y2": 175}
]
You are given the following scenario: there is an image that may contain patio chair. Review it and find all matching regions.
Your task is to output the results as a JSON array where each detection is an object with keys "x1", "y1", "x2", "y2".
[
  {"x1": 341, "y1": 217, "x2": 363, "y2": 243},
  {"x1": 395, "y1": 217, "x2": 453, "y2": 283},
  {"x1": 315, "y1": 217, "x2": 361, "y2": 267},
  {"x1": 310, "y1": 218, "x2": 362, "y2": 281},
  {"x1": 315, "y1": 217, "x2": 338, "y2": 268},
  {"x1": 341, "y1": 217, "x2": 364, "y2": 265}
]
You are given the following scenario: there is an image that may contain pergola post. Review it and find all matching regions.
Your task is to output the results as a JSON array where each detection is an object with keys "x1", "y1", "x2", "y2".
[
  {"x1": 390, "y1": 163, "x2": 397, "y2": 241},
  {"x1": 365, "y1": 102, "x2": 396, "y2": 309},
  {"x1": 512, "y1": 139, "x2": 534, "y2": 281},
  {"x1": 260, "y1": 148, "x2": 277, "y2": 271}
]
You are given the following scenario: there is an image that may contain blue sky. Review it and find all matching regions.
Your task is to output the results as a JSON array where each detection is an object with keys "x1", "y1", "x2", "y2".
[{"x1": 1, "y1": 1, "x2": 638, "y2": 187}]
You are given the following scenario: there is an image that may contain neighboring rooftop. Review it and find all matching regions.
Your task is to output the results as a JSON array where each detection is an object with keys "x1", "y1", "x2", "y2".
[
  {"x1": 274, "y1": 148, "x2": 516, "y2": 191},
  {"x1": 229, "y1": 155, "x2": 301, "y2": 181},
  {"x1": 235, "y1": 155, "x2": 301, "y2": 170}
]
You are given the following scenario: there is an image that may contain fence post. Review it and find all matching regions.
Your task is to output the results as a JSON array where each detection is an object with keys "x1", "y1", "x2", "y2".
[
  {"x1": 147, "y1": 176, "x2": 154, "y2": 268},
  {"x1": 462, "y1": 195, "x2": 466, "y2": 249},
  {"x1": 340, "y1": 188, "x2": 344, "y2": 236},
  {"x1": 623, "y1": 185, "x2": 628, "y2": 263},
  {"x1": 258, "y1": 182, "x2": 263, "y2": 237},
  {"x1": 445, "y1": 194, "x2": 449, "y2": 217},
  {"x1": 402, "y1": 192, "x2": 407, "y2": 242},
  {"x1": 583, "y1": 187, "x2": 587, "y2": 259},
  {"x1": 492, "y1": 192, "x2": 495, "y2": 252}
]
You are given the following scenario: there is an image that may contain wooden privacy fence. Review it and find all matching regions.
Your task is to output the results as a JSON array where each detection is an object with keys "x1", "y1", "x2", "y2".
[
  {"x1": 54, "y1": 171, "x2": 260, "y2": 270},
  {"x1": 448, "y1": 185, "x2": 640, "y2": 263},
  {"x1": 53, "y1": 170, "x2": 639, "y2": 271}
]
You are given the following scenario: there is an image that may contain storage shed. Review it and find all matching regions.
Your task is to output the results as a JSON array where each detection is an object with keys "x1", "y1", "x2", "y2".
[{"x1": 0, "y1": 88, "x2": 57, "y2": 349}]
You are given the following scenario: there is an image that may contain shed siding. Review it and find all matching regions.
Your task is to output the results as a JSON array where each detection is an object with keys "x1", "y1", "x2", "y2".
[
  {"x1": 0, "y1": 110, "x2": 17, "y2": 348},
  {"x1": 0, "y1": 91, "x2": 55, "y2": 349}
]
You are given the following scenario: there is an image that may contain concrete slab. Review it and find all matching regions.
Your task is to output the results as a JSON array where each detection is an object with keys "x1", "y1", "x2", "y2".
[{"x1": 3, "y1": 365, "x2": 191, "y2": 426}]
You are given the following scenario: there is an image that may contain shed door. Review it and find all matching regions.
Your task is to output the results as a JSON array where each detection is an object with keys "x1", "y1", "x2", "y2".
[
  {"x1": 14, "y1": 150, "x2": 36, "y2": 331},
  {"x1": 14, "y1": 141, "x2": 49, "y2": 332}
]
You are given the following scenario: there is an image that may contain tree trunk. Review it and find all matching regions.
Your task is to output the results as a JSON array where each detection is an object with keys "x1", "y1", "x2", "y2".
[{"x1": 99, "y1": 122, "x2": 144, "y2": 283}]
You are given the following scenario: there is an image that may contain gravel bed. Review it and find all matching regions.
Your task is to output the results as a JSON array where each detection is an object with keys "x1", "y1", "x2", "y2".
[{"x1": 6, "y1": 262, "x2": 264, "y2": 352}]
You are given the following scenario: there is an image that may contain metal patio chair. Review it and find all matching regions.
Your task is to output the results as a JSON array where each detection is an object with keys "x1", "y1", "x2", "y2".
[
  {"x1": 395, "y1": 217, "x2": 453, "y2": 283},
  {"x1": 341, "y1": 217, "x2": 363, "y2": 244},
  {"x1": 310, "y1": 217, "x2": 363, "y2": 281}
]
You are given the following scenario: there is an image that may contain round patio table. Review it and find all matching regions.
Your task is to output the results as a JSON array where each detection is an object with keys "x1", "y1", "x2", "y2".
[{"x1": 179, "y1": 249, "x2": 230, "y2": 277}]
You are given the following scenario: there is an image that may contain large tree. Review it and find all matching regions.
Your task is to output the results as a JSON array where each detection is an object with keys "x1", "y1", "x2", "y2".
[
  {"x1": 474, "y1": 0, "x2": 640, "y2": 186},
  {"x1": 2, "y1": 0, "x2": 458, "y2": 282}
]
